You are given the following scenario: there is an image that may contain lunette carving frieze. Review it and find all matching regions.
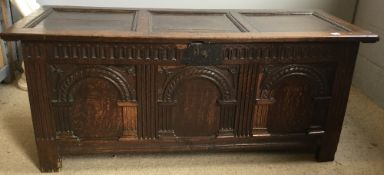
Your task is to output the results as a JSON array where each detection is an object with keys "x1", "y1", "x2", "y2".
[
  {"x1": 51, "y1": 43, "x2": 183, "y2": 61},
  {"x1": 223, "y1": 43, "x2": 340, "y2": 61},
  {"x1": 44, "y1": 42, "x2": 340, "y2": 63}
]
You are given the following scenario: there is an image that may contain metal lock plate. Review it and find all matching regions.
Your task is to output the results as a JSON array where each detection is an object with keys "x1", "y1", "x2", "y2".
[{"x1": 181, "y1": 42, "x2": 223, "y2": 66}]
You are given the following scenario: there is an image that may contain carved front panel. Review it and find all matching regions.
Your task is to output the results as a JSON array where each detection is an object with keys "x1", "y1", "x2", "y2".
[
  {"x1": 173, "y1": 79, "x2": 221, "y2": 137},
  {"x1": 48, "y1": 65, "x2": 137, "y2": 140},
  {"x1": 253, "y1": 64, "x2": 334, "y2": 135},
  {"x1": 45, "y1": 42, "x2": 337, "y2": 141},
  {"x1": 70, "y1": 78, "x2": 122, "y2": 138},
  {"x1": 267, "y1": 77, "x2": 315, "y2": 133},
  {"x1": 157, "y1": 66, "x2": 237, "y2": 138}
]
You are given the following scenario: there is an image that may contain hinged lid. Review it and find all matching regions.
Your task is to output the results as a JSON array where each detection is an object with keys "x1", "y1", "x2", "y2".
[{"x1": 0, "y1": 8, "x2": 379, "y2": 43}]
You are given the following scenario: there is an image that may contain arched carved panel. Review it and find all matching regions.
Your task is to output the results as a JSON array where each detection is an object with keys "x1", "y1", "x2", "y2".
[
  {"x1": 172, "y1": 79, "x2": 221, "y2": 137},
  {"x1": 267, "y1": 77, "x2": 316, "y2": 133},
  {"x1": 70, "y1": 78, "x2": 122, "y2": 138},
  {"x1": 158, "y1": 66, "x2": 237, "y2": 139},
  {"x1": 253, "y1": 64, "x2": 330, "y2": 135},
  {"x1": 51, "y1": 66, "x2": 137, "y2": 140}
]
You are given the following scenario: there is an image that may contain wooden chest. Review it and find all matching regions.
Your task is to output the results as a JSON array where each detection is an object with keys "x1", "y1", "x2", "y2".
[{"x1": 0, "y1": 8, "x2": 379, "y2": 172}]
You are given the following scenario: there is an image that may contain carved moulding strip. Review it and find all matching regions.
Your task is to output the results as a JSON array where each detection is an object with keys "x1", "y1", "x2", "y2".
[
  {"x1": 136, "y1": 64, "x2": 158, "y2": 139},
  {"x1": 51, "y1": 101, "x2": 77, "y2": 140},
  {"x1": 223, "y1": 43, "x2": 339, "y2": 62},
  {"x1": 23, "y1": 42, "x2": 45, "y2": 59},
  {"x1": 48, "y1": 43, "x2": 340, "y2": 64},
  {"x1": 157, "y1": 102, "x2": 177, "y2": 140},
  {"x1": 54, "y1": 66, "x2": 137, "y2": 140},
  {"x1": 217, "y1": 100, "x2": 237, "y2": 138},
  {"x1": 253, "y1": 64, "x2": 330, "y2": 135},
  {"x1": 51, "y1": 42, "x2": 184, "y2": 61},
  {"x1": 233, "y1": 64, "x2": 258, "y2": 137},
  {"x1": 158, "y1": 66, "x2": 236, "y2": 139}
]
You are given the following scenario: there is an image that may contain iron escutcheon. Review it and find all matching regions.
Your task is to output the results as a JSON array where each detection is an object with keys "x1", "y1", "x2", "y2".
[{"x1": 181, "y1": 42, "x2": 223, "y2": 66}]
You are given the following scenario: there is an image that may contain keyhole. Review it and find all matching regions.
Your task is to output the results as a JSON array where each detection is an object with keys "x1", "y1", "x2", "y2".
[{"x1": 193, "y1": 47, "x2": 208, "y2": 58}]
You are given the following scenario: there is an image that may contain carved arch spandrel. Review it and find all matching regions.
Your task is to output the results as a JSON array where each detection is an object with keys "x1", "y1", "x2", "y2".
[
  {"x1": 261, "y1": 65, "x2": 328, "y2": 98},
  {"x1": 253, "y1": 64, "x2": 330, "y2": 135},
  {"x1": 161, "y1": 66, "x2": 236, "y2": 103},
  {"x1": 52, "y1": 66, "x2": 138, "y2": 141},
  {"x1": 58, "y1": 66, "x2": 135, "y2": 102},
  {"x1": 158, "y1": 66, "x2": 237, "y2": 139}
]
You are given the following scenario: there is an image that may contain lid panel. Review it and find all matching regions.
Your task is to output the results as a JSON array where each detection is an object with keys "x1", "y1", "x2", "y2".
[
  {"x1": 150, "y1": 12, "x2": 243, "y2": 33},
  {"x1": 241, "y1": 13, "x2": 347, "y2": 32},
  {"x1": 30, "y1": 9, "x2": 137, "y2": 31}
]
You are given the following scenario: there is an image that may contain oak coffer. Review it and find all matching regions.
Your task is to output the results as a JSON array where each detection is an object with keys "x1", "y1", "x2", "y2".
[{"x1": 0, "y1": 8, "x2": 379, "y2": 172}]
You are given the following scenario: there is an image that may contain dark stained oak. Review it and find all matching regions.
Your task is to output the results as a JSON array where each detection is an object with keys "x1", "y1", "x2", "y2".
[
  {"x1": 32, "y1": 9, "x2": 137, "y2": 31},
  {"x1": 150, "y1": 12, "x2": 243, "y2": 32},
  {"x1": 173, "y1": 78, "x2": 221, "y2": 137},
  {"x1": 0, "y1": 7, "x2": 379, "y2": 172},
  {"x1": 241, "y1": 13, "x2": 346, "y2": 32}
]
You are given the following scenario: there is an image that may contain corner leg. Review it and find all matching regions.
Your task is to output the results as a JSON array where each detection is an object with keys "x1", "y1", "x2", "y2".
[
  {"x1": 23, "y1": 47, "x2": 61, "y2": 172},
  {"x1": 36, "y1": 140, "x2": 61, "y2": 172},
  {"x1": 316, "y1": 144, "x2": 336, "y2": 162},
  {"x1": 315, "y1": 43, "x2": 360, "y2": 162}
]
